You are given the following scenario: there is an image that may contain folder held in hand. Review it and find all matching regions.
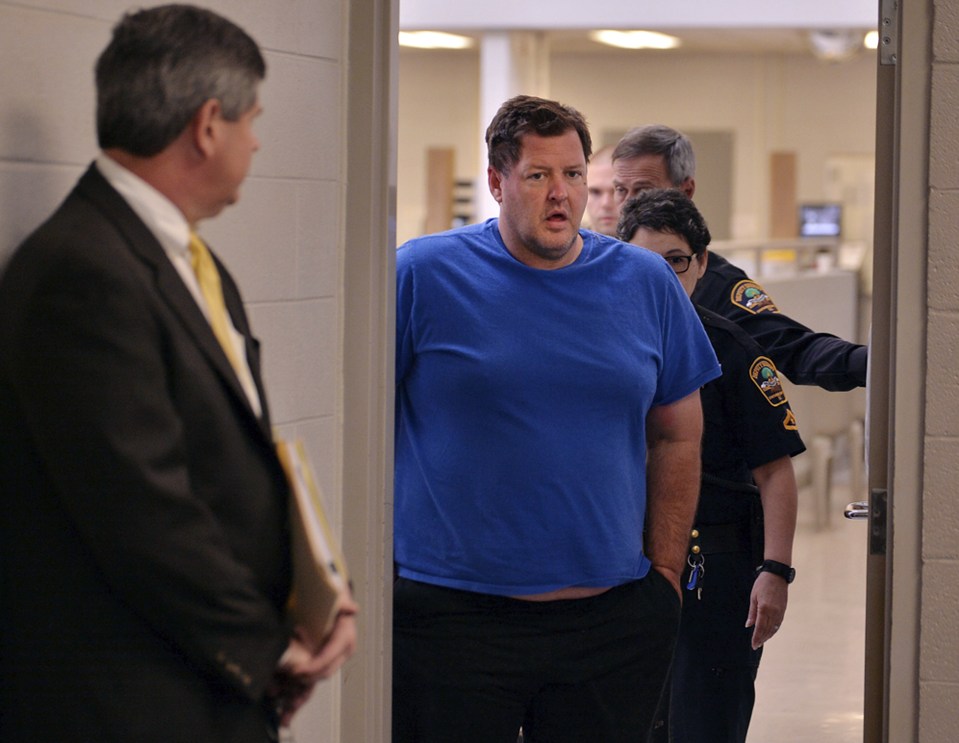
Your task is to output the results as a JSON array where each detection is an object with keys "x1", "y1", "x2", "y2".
[{"x1": 276, "y1": 438, "x2": 350, "y2": 647}]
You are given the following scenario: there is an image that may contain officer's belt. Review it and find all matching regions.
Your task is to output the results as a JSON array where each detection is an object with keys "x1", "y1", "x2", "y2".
[
  {"x1": 691, "y1": 521, "x2": 753, "y2": 554},
  {"x1": 702, "y1": 472, "x2": 760, "y2": 496}
]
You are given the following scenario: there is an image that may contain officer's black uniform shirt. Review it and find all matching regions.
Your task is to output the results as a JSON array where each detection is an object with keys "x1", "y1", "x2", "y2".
[
  {"x1": 691, "y1": 252, "x2": 867, "y2": 391},
  {"x1": 697, "y1": 305, "x2": 806, "y2": 526}
]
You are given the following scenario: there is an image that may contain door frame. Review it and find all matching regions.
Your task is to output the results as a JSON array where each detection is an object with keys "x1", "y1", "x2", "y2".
[{"x1": 866, "y1": 0, "x2": 929, "y2": 739}]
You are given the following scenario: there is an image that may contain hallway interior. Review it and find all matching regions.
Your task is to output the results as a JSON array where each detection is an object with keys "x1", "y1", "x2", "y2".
[{"x1": 748, "y1": 467, "x2": 867, "y2": 742}]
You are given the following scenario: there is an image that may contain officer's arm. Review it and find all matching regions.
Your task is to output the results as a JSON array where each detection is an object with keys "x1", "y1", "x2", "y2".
[
  {"x1": 745, "y1": 455, "x2": 798, "y2": 649},
  {"x1": 645, "y1": 390, "x2": 704, "y2": 598},
  {"x1": 743, "y1": 314, "x2": 867, "y2": 391},
  {"x1": 693, "y1": 265, "x2": 867, "y2": 390}
]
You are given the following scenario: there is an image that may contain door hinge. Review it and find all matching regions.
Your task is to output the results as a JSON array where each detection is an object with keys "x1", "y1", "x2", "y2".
[{"x1": 880, "y1": 0, "x2": 899, "y2": 65}]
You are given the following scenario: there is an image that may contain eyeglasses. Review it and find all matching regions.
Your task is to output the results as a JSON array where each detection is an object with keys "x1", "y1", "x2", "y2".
[{"x1": 663, "y1": 254, "x2": 696, "y2": 274}]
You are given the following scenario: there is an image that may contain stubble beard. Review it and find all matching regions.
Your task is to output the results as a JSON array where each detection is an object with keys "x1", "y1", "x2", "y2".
[{"x1": 526, "y1": 227, "x2": 580, "y2": 265}]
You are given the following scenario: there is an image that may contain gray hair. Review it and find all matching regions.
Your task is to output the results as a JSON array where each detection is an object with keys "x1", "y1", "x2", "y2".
[
  {"x1": 95, "y1": 4, "x2": 265, "y2": 157},
  {"x1": 611, "y1": 125, "x2": 696, "y2": 187}
]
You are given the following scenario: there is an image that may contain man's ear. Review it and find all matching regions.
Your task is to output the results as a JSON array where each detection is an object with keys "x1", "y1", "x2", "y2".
[
  {"x1": 488, "y1": 166, "x2": 504, "y2": 204},
  {"x1": 681, "y1": 177, "x2": 696, "y2": 199},
  {"x1": 190, "y1": 98, "x2": 222, "y2": 159}
]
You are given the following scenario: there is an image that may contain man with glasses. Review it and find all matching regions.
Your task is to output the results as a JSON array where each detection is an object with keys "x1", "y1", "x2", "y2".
[
  {"x1": 619, "y1": 189, "x2": 804, "y2": 743},
  {"x1": 604, "y1": 124, "x2": 867, "y2": 392}
]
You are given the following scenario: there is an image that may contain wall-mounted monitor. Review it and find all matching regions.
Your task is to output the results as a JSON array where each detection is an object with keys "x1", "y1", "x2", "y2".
[{"x1": 798, "y1": 203, "x2": 842, "y2": 238}]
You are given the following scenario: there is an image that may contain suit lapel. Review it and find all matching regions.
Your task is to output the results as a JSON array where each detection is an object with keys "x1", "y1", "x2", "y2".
[
  {"x1": 76, "y1": 165, "x2": 271, "y2": 436},
  {"x1": 216, "y1": 255, "x2": 275, "y2": 438}
]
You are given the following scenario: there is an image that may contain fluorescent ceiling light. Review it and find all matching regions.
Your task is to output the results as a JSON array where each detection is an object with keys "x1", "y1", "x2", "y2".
[
  {"x1": 589, "y1": 30, "x2": 680, "y2": 50},
  {"x1": 863, "y1": 30, "x2": 879, "y2": 50},
  {"x1": 399, "y1": 31, "x2": 474, "y2": 50},
  {"x1": 808, "y1": 29, "x2": 861, "y2": 61}
]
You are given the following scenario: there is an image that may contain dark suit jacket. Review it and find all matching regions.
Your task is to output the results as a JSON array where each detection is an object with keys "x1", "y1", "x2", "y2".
[{"x1": 0, "y1": 165, "x2": 292, "y2": 743}]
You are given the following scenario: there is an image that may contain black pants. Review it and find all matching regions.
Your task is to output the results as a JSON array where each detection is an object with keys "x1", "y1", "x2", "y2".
[
  {"x1": 649, "y1": 550, "x2": 763, "y2": 743},
  {"x1": 392, "y1": 572, "x2": 681, "y2": 743}
]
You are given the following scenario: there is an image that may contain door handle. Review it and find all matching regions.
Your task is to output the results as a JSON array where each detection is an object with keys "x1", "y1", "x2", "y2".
[{"x1": 844, "y1": 501, "x2": 869, "y2": 519}]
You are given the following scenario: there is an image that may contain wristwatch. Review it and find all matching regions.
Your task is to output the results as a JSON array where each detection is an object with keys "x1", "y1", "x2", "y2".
[{"x1": 756, "y1": 559, "x2": 796, "y2": 584}]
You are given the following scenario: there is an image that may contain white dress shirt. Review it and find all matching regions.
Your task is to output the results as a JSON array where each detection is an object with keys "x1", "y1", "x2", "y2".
[{"x1": 95, "y1": 154, "x2": 262, "y2": 417}]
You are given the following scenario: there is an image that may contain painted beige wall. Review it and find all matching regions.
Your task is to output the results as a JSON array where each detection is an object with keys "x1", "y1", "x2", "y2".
[
  {"x1": 398, "y1": 48, "x2": 480, "y2": 242},
  {"x1": 397, "y1": 45, "x2": 876, "y2": 245},
  {"x1": 0, "y1": 1, "x2": 388, "y2": 739},
  {"x1": 922, "y1": 0, "x2": 959, "y2": 737}
]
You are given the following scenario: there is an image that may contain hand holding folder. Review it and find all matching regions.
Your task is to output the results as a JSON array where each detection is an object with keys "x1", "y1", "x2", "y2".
[{"x1": 275, "y1": 438, "x2": 352, "y2": 648}]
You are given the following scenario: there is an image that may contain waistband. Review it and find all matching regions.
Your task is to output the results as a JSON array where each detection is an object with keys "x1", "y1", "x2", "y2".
[
  {"x1": 689, "y1": 521, "x2": 753, "y2": 555},
  {"x1": 702, "y1": 472, "x2": 760, "y2": 496}
]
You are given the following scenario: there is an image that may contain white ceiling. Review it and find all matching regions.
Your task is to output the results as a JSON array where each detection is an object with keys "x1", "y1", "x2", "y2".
[
  {"x1": 399, "y1": 0, "x2": 877, "y2": 31},
  {"x1": 399, "y1": 0, "x2": 878, "y2": 56}
]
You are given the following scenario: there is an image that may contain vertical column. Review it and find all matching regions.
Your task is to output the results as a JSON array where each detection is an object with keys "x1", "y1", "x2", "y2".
[
  {"x1": 475, "y1": 32, "x2": 550, "y2": 222},
  {"x1": 424, "y1": 147, "x2": 455, "y2": 234}
]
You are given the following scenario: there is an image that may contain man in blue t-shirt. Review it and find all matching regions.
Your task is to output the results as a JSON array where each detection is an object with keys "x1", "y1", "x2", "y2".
[{"x1": 393, "y1": 95, "x2": 721, "y2": 743}]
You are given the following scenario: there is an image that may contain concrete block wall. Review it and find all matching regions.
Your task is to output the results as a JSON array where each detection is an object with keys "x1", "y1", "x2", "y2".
[
  {"x1": 923, "y1": 0, "x2": 959, "y2": 737},
  {"x1": 0, "y1": 1, "x2": 350, "y2": 739}
]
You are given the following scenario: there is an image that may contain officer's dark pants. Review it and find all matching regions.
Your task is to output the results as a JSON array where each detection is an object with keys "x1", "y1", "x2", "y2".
[
  {"x1": 393, "y1": 571, "x2": 680, "y2": 743},
  {"x1": 649, "y1": 549, "x2": 763, "y2": 743}
]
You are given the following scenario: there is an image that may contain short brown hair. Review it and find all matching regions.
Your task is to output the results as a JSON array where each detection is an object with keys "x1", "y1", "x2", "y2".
[{"x1": 485, "y1": 95, "x2": 592, "y2": 175}]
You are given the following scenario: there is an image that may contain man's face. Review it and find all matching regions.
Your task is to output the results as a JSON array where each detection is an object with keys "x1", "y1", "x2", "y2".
[
  {"x1": 489, "y1": 129, "x2": 588, "y2": 269},
  {"x1": 208, "y1": 99, "x2": 262, "y2": 216},
  {"x1": 612, "y1": 154, "x2": 691, "y2": 206},
  {"x1": 585, "y1": 156, "x2": 618, "y2": 237},
  {"x1": 627, "y1": 226, "x2": 707, "y2": 298}
]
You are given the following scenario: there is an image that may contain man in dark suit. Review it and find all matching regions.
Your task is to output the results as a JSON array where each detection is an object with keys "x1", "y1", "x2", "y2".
[{"x1": 0, "y1": 6, "x2": 356, "y2": 742}]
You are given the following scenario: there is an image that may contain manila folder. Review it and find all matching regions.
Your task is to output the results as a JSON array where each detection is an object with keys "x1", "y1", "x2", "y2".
[{"x1": 276, "y1": 438, "x2": 350, "y2": 647}]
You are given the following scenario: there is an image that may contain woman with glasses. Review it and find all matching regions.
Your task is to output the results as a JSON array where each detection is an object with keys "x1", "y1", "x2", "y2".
[{"x1": 619, "y1": 189, "x2": 805, "y2": 743}]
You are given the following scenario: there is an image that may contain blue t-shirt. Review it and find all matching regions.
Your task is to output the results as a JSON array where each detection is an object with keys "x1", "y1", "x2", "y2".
[{"x1": 395, "y1": 219, "x2": 720, "y2": 595}]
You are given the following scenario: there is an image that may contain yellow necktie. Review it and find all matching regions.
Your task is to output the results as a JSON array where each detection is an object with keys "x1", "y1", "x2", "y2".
[{"x1": 188, "y1": 232, "x2": 244, "y2": 376}]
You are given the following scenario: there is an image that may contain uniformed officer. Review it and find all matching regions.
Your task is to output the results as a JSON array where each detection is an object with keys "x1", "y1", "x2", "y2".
[
  {"x1": 602, "y1": 124, "x2": 866, "y2": 391},
  {"x1": 619, "y1": 189, "x2": 806, "y2": 743}
]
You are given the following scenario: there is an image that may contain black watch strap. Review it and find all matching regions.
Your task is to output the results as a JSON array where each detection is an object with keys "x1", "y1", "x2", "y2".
[{"x1": 756, "y1": 559, "x2": 796, "y2": 584}]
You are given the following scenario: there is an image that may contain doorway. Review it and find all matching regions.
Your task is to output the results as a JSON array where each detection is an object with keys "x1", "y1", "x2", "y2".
[{"x1": 394, "y1": 19, "x2": 883, "y2": 743}]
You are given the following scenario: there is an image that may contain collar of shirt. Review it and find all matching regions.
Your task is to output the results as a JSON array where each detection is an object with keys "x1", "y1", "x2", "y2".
[
  {"x1": 93, "y1": 154, "x2": 263, "y2": 418},
  {"x1": 94, "y1": 153, "x2": 205, "y2": 309},
  {"x1": 94, "y1": 153, "x2": 192, "y2": 262}
]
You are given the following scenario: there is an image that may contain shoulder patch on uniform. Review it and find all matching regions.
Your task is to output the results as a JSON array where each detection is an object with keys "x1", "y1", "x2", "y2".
[
  {"x1": 730, "y1": 280, "x2": 779, "y2": 315},
  {"x1": 782, "y1": 408, "x2": 799, "y2": 431},
  {"x1": 749, "y1": 356, "x2": 787, "y2": 407}
]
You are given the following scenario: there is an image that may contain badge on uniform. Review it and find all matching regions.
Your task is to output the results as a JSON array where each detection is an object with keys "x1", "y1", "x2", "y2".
[
  {"x1": 749, "y1": 356, "x2": 787, "y2": 406},
  {"x1": 782, "y1": 408, "x2": 799, "y2": 430},
  {"x1": 730, "y1": 280, "x2": 778, "y2": 314}
]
